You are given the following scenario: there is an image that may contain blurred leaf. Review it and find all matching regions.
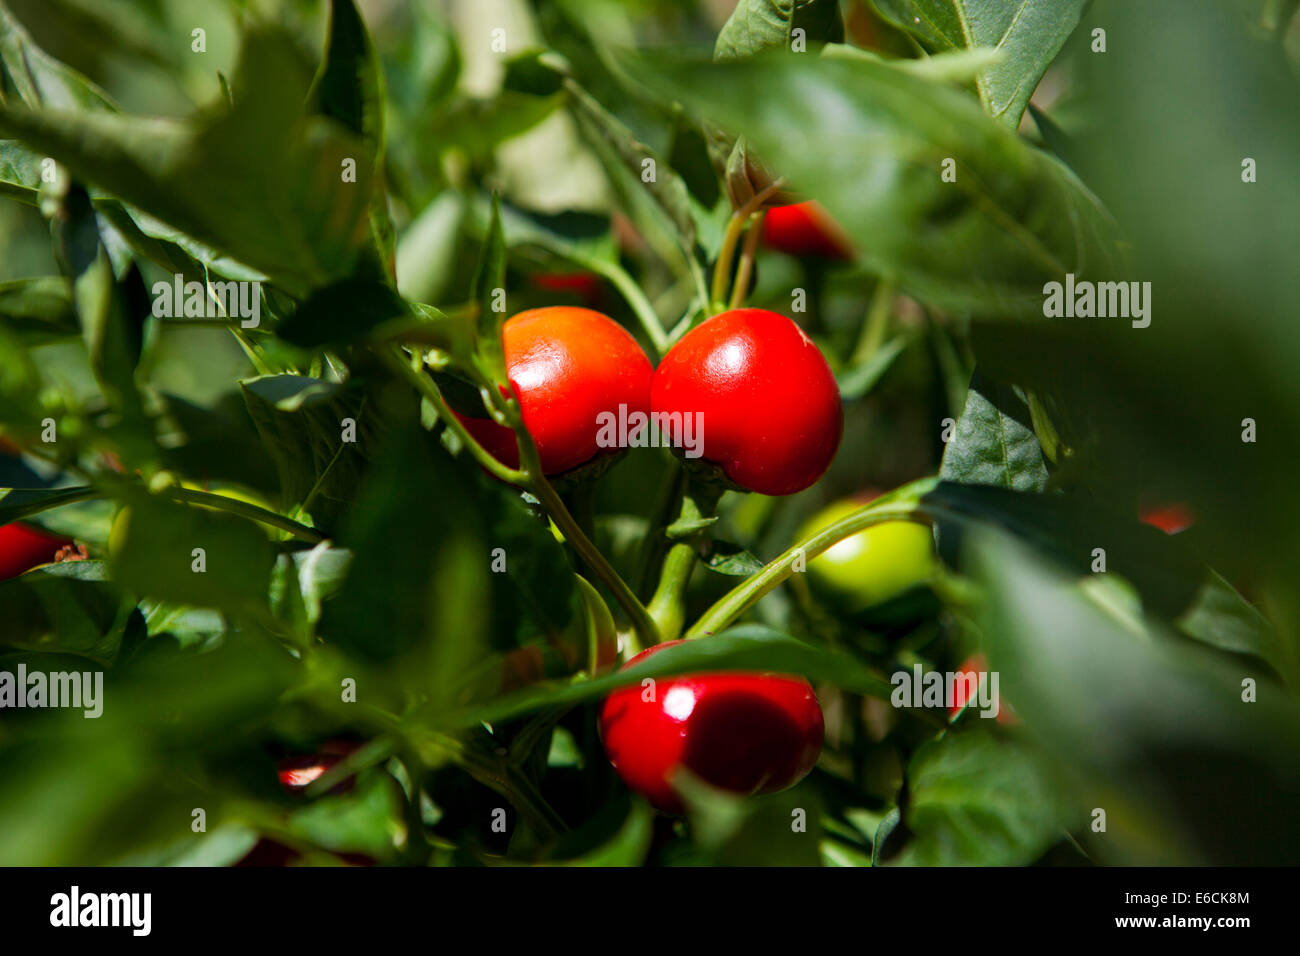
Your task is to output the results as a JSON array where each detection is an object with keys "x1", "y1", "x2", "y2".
[
  {"x1": 314, "y1": 0, "x2": 385, "y2": 151},
  {"x1": 1177, "y1": 570, "x2": 1280, "y2": 671},
  {"x1": 939, "y1": 372, "x2": 1046, "y2": 491},
  {"x1": 565, "y1": 78, "x2": 697, "y2": 274},
  {"x1": 0, "y1": 28, "x2": 375, "y2": 292},
  {"x1": 139, "y1": 599, "x2": 225, "y2": 649},
  {"x1": 925, "y1": 481, "x2": 1203, "y2": 619},
  {"x1": 970, "y1": 527, "x2": 1300, "y2": 864},
  {"x1": 314, "y1": 0, "x2": 393, "y2": 284},
  {"x1": 0, "y1": 276, "x2": 78, "y2": 343},
  {"x1": 628, "y1": 51, "x2": 1121, "y2": 315},
  {"x1": 837, "y1": 335, "x2": 910, "y2": 401},
  {"x1": 109, "y1": 489, "x2": 276, "y2": 613},
  {"x1": 288, "y1": 770, "x2": 404, "y2": 861},
  {"x1": 680, "y1": 774, "x2": 822, "y2": 865},
  {"x1": 890, "y1": 728, "x2": 1071, "y2": 865},
  {"x1": 431, "y1": 92, "x2": 563, "y2": 162},
  {"x1": 0, "y1": 486, "x2": 97, "y2": 525},
  {"x1": 0, "y1": 1, "x2": 115, "y2": 110},
  {"x1": 871, "y1": 0, "x2": 1087, "y2": 128},
  {"x1": 276, "y1": 278, "x2": 410, "y2": 349},
  {"x1": 550, "y1": 798, "x2": 653, "y2": 866},
  {"x1": 0, "y1": 560, "x2": 132, "y2": 665},
  {"x1": 240, "y1": 375, "x2": 370, "y2": 527},
  {"x1": 395, "y1": 191, "x2": 465, "y2": 304},
  {"x1": 715, "y1": 0, "x2": 845, "y2": 60},
  {"x1": 270, "y1": 542, "x2": 353, "y2": 640}
]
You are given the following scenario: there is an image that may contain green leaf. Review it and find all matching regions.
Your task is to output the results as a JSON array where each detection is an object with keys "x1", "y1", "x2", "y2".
[
  {"x1": 715, "y1": 0, "x2": 845, "y2": 60},
  {"x1": 430, "y1": 92, "x2": 563, "y2": 162},
  {"x1": 470, "y1": 193, "x2": 508, "y2": 381},
  {"x1": 871, "y1": 0, "x2": 1087, "y2": 128},
  {"x1": 0, "y1": 560, "x2": 133, "y2": 666},
  {"x1": 0, "y1": 1, "x2": 115, "y2": 111},
  {"x1": 1177, "y1": 570, "x2": 1280, "y2": 671},
  {"x1": 549, "y1": 799, "x2": 654, "y2": 867},
  {"x1": 239, "y1": 375, "x2": 370, "y2": 528},
  {"x1": 924, "y1": 481, "x2": 1203, "y2": 620},
  {"x1": 628, "y1": 51, "x2": 1120, "y2": 315},
  {"x1": 109, "y1": 489, "x2": 276, "y2": 613},
  {"x1": 395, "y1": 191, "x2": 466, "y2": 305},
  {"x1": 314, "y1": 0, "x2": 385, "y2": 150},
  {"x1": 939, "y1": 372, "x2": 1046, "y2": 491},
  {"x1": 0, "y1": 276, "x2": 79, "y2": 344},
  {"x1": 270, "y1": 542, "x2": 353, "y2": 640},
  {"x1": 891, "y1": 728, "x2": 1071, "y2": 866},
  {"x1": 701, "y1": 541, "x2": 765, "y2": 576},
  {"x1": 969, "y1": 526, "x2": 1300, "y2": 864},
  {"x1": 0, "y1": 28, "x2": 375, "y2": 292},
  {"x1": 456, "y1": 625, "x2": 893, "y2": 728},
  {"x1": 837, "y1": 335, "x2": 910, "y2": 401},
  {"x1": 564, "y1": 79, "x2": 698, "y2": 276},
  {"x1": 314, "y1": 0, "x2": 394, "y2": 284},
  {"x1": 276, "y1": 278, "x2": 410, "y2": 349},
  {"x1": 288, "y1": 770, "x2": 405, "y2": 861},
  {"x1": 0, "y1": 486, "x2": 99, "y2": 526}
]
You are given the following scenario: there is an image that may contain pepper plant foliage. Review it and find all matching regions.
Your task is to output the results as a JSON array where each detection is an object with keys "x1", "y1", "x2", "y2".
[{"x1": 0, "y1": 0, "x2": 1297, "y2": 867}]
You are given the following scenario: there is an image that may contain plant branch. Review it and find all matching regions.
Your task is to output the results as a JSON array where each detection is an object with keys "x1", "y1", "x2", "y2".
[
  {"x1": 727, "y1": 208, "x2": 767, "y2": 310},
  {"x1": 684, "y1": 477, "x2": 939, "y2": 639},
  {"x1": 380, "y1": 346, "x2": 528, "y2": 485},
  {"x1": 162, "y1": 487, "x2": 326, "y2": 543}
]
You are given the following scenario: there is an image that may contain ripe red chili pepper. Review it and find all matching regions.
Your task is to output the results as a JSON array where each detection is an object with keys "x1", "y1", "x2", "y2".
[
  {"x1": 456, "y1": 306, "x2": 653, "y2": 476},
  {"x1": 600, "y1": 640, "x2": 824, "y2": 812},
  {"x1": 762, "y1": 201, "x2": 853, "y2": 260},
  {"x1": 650, "y1": 308, "x2": 842, "y2": 495}
]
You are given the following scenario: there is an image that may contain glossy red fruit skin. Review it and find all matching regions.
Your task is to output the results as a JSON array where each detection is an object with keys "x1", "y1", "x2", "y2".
[
  {"x1": 530, "y1": 271, "x2": 603, "y2": 307},
  {"x1": 651, "y1": 309, "x2": 842, "y2": 495},
  {"x1": 1140, "y1": 502, "x2": 1194, "y2": 535},
  {"x1": 762, "y1": 201, "x2": 853, "y2": 260},
  {"x1": 276, "y1": 740, "x2": 360, "y2": 794},
  {"x1": 0, "y1": 522, "x2": 69, "y2": 581},
  {"x1": 599, "y1": 640, "x2": 824, "y2": 813},
  {"x1": 948, "y1": 654, "x2": 1016, "y2": 725},
  {"x1": 455, "y1": 307, "x2": 653, "y2": 476}
]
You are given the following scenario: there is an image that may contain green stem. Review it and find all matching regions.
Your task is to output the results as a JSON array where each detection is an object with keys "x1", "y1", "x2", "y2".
[
  {"x1": 526, "y1": 462, "x2": 659, "y2": 652},
  {"x1": 850, "y1": 277, "x2": 895, "y2": 366},
  {"x1": 684, "y1": 477, "x2": 939, "y2": 639},
  {"x1": 163, "y1": 487, "x2": 325, "y2": 543},
  {"x1": 646, "y1": 542, "x2": 696, "y2": 643},
  {"x1": 381, "y1": 346, "x2": 528, "y2": 485},
  {"x1": 727, "y1": 209, "x2": 766, "y2": 310},
  {"x1": 591, "y1": 260, "x2": 669, "y2": 357},
  {"x1": 711, "y1": 179, "x2": 786, "y2": 312}
]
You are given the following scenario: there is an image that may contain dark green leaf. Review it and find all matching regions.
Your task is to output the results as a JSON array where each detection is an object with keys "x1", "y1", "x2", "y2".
[
  {"x1": 871, "y1": 0, "x2": 1086, "y2": 128},
  {"x1": 0, "y1": 29, "x2": 375, "y2": 292},
  {"x1": 239, "y1": 375, "x2": 371, "y2": 527},
  {"x1": 939, "y1": 372, "x2": 1046, "y2": 491},
  {"x1": 0, "y1": 560, "x2": 133, "y2": 665},
  {"x1": 109, "y1": 488, "x2": 276, "y2": 612},
  {"x1": 715, "y1": 0, "x2": 845, "y2": 60},
  {"x1": 970, "y1": 527, "x2": 1300, "y2": 864},
  {"x1": 276, "y1": 278, "x2": 410, "y2": 348},
  {"x1": 702, "y1": 541, "x2": 765, "y2": 576},
  {"x1": 892, "y1": 728, "x2": 1072, "y2": 866},
  {"x1": 0, "y1": 276, "x2": 79, "y2": 344}
]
